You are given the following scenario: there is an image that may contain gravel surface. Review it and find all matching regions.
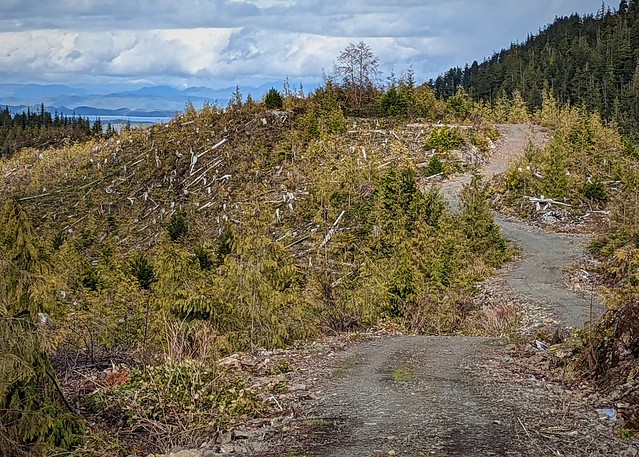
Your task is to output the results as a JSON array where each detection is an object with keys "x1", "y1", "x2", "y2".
[{"x1": 298, "y1": 336, "x2": 631, "y2": 457}]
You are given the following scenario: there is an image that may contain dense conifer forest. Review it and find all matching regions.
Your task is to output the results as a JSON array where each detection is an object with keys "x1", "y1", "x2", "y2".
[
  {"x1": 0, "y1": 105, "x2": 113, "y2": 158},
  {"x1": 434, "y1": 1, "x2": 639, "y2": 139}
]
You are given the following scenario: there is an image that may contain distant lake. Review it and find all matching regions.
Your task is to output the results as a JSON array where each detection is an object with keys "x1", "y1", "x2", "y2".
[{"x1": 84, "y1": 115, "x2": 175, "y2": 125}]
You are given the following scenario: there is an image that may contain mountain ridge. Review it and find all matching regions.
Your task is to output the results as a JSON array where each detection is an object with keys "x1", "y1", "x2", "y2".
[{"x1": 0, "y1": 81, "x2": 314, "y2": 117}]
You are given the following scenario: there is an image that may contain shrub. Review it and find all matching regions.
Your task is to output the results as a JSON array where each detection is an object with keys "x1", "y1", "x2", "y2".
[
  {"x1": 471, "y1": 133, "x2": 490, "y2": 152},
  {"x1": 424, "y1": 126, "x2": 465, "y2": 152},
  {"x1": 194, "y1": 245, "x2": 213, "y2": 271},
  {"x1": 325, "y1": 108, "x2": 348, "y2": 134},
  {"x1": 1, "y1": 317, "x2": 85, "y2": 456},
  {"x1": 263, "y1": 88, "x2": 284, "y2": 110},
  {"x1": 425, "y1": 155, "x2": 444, "y2": 177},
  {"x1": 166, "y1": 210, "x2": 188, "y2": 242},
  {"x1": 582, "y1": 180, "x2": 608, "y2": 204},
  {"x1": 129, "y1": 253, "x2": 155, "y2": 290},
  {"x1": 485, "y1": 126, "x2": 500, "y2": 141}
]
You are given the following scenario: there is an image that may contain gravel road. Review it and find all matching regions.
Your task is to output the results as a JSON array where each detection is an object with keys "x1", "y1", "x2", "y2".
[{"x1": 295, "y1": 125, "x2": 621, "y2": 457}]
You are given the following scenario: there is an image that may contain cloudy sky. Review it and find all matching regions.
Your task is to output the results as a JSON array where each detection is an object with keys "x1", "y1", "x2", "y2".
[{"x1": 0, "y1": 0, "x2": 606, "y2": 90}]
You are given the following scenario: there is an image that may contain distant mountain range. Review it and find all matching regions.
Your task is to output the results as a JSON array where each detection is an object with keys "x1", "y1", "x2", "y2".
[{"x1": 0, "y1": 82, "x2": 313, "y2": 119}]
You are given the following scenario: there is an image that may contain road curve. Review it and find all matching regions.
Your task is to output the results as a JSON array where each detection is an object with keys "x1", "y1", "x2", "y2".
[
  {"x1": 295, "y1": 124, "x2": 609, "y2": 457},
  {"x1": 443, "y1": 124, "x2": 601, "y2": 328}
]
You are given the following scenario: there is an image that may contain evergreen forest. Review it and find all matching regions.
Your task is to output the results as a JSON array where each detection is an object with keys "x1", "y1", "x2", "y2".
[
  {"x1": 0, "y1": 105, "x2": 113, "y2": 158},
  {"x1": 434, "y1": 1, "x2": 639, "y2": 139}
]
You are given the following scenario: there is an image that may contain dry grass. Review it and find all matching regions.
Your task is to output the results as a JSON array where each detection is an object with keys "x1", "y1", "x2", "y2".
[{"x1": 461, "y1": 301, "x2": 520, "y2": 337}]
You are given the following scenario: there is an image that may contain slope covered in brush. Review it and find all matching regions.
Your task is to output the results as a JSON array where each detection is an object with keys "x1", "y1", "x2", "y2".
[{"x1": 0, "y1": 95, "x2": 509, "y2": 453}]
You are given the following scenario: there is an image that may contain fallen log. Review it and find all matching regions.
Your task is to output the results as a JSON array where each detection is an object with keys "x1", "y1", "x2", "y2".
[
  {"x1": 525, "y1": 196, "x2": 572, "y2": 211},
  {"x1": 320, "y1": 211, "x2": 346, "y2": 248}
]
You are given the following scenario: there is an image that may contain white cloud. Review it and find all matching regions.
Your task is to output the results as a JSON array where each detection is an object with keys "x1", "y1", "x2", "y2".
[{"x1": 0, "y1": 0, "x2": 607, "y2": 87}]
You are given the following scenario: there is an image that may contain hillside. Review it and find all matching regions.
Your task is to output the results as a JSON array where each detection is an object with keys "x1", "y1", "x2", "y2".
[
  {"x1": 3, "y1": 25, "x2": 639, "y2": 453},
  {"x1": 434, "y1": 1, "x2": 639, "y2": 139},
  {"x1": 0, "y1": 93, "x2": 510, "y2": 454}
]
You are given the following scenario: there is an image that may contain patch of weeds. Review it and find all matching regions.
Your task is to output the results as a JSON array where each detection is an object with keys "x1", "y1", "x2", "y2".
[
  {"x1": 485, "y1": 126, "x2": 500, "y2": 141},
  {"x1": 306, "y1": 418, "x2": 333, "y2": 428},
  {"x1": 620, "y1": 427, "x2": 636, "y2": 440},
  {"x1": 330, "y1": 356, "x2": 361, "y2": 379},
  {"x1": 391, "y1": 363, "x2": 414, "y2": 384},
  {"x1": 269, "y1": 359, "x2": 291, "y2": 375},
  {"x1": 425, "y1": 154, "x2": 444, "y2": 177},
  {"x1": 106, "y1": 214, "x2": 118, "y2": 234},
  {"x1": 84, "y1": 360, "x2": 268, "y2": 452},
  {"x1": 272, "y1": 380, "x2": 289, "y2": 394}
]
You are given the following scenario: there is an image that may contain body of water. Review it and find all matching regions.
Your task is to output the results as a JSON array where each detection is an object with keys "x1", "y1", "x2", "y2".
[{"x1": 85, "y1": 115, "x2": 175, "y2": 125}]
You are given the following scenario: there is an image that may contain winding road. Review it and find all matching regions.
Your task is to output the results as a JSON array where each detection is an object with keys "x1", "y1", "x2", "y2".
[
  {"x1": 299, "y1": 125, "x2": 614, "y2": 457},
  {"x1": 441, "y1": 124, "x2": 601, "y2": 327}
]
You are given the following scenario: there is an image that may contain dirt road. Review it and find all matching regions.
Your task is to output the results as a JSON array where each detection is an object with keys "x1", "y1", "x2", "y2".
[
  {"x1": 442, "y1": 124, "x2": 601, "y2": 327},
  {"x1": 293, "y1": 125, "x2": 622, "y2": 456}
]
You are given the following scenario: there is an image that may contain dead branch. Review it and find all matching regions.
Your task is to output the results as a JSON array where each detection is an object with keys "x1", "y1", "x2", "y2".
[
  {"x1": 285, "y1": 236, "x2": 310, "y2": 249},
  {"x1": 18, "y1": 192, "x2": 51, "y2": 201},
  {"x1": 526, "y1": 196, "x2": 572, "y2": 211},
  {"x1": 320, "y1": 211, "x2": 345, "y2": 249},
  {"x1": 423, "y1": 172, "x2": 444, "y2": 180}
]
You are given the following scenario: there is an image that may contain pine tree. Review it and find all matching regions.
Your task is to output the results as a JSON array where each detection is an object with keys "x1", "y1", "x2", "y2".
[
  {"x1": 263, "y1": 87, "x2": 284, "y2": 109},
  {"x1": 0, "y1": 200, "x2": 84, "y2": 455},
  {"x1": 229, "y1": 85, "x2": 243, "y2": 109}
]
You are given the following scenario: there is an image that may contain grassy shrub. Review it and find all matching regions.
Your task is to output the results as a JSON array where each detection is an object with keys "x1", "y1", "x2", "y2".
[
  {"x1": 84, "y1": 360, "x2": 267, "y2": 453},
  {"x1": 424, "y1": 126, "x2": 465, "y2": 152}
]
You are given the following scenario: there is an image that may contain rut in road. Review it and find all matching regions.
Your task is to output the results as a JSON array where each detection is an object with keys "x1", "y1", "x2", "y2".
[{"x1": 302, "y1": 124, "x2": 609, "y2": 457}]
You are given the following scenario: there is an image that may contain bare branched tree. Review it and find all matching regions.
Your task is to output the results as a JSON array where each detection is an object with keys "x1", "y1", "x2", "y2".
[{"x1": 334, "y1": 41, "x2": 381, "y2": 114}]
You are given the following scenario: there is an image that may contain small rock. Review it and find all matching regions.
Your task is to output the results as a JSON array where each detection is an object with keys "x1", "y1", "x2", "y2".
[
  {"x1": 388, "y1": 451, "x2": 397, "y2": 456},
  {"x1": 233, "y1": 428, "x2": 252, "y2": 439},
  {"x1": 290, "y1": 383, "x2": 307, "y2": 392}
]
